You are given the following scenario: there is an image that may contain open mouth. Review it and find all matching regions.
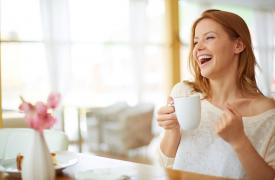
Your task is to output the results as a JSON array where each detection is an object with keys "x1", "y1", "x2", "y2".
[{"x1": 198, "y1": 55, "x2": 212, "y2": 65}]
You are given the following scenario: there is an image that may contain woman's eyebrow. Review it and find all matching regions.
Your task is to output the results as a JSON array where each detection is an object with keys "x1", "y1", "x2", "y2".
[{"x1": 194, "y1": 31, "x2": 217, "y2": 39}]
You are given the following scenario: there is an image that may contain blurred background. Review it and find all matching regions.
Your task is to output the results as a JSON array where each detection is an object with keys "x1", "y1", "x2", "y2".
[{"x1": 1, "y1": 0, "x2": 275, "y2": 165}]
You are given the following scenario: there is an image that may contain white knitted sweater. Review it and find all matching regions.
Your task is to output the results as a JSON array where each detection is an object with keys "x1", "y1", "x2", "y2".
[{"x1": 157, "y1": 82, "x2": 275, "y2": 179}]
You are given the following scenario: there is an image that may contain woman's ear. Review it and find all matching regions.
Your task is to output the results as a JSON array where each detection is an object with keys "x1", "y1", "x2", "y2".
[{"x1": 233, "y1": 38, "x2": 245, "y2": 54}]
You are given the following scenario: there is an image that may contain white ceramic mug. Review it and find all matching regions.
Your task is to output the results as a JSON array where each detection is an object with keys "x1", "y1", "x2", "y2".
[{"x1": 173, "y1": 95, "x2": 201, "y2": 130}]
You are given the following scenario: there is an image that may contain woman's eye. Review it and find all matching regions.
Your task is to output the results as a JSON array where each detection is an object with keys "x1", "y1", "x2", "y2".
[{"x1": 206, "y1": 36, "x2": 215, "y2": 40}]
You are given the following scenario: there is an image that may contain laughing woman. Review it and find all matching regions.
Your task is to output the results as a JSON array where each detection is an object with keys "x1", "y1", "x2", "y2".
[{"x1": 157, "y1": 9, "x2": 275, "y2": 180}]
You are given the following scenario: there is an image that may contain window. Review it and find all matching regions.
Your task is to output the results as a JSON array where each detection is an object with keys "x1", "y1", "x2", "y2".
[
  {"x1": 1, "y1": 0, "x2": 50, "y2": 109},
  {"x1": 1, "y1": 0, "x2": 169, "y2": 111}
]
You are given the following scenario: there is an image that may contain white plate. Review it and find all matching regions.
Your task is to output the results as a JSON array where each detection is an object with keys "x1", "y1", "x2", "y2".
[{"x1": 0, "y1": 151, "x2": 78, "y2": 177}]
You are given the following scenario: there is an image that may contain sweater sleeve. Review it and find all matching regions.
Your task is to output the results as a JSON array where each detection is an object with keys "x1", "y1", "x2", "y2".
[
  {"x1": 156, "y1": 145, "x2": 175, "y2": 168},
  {"x1": 265, "y1": 135, "x2": 275, "y2": 170}
]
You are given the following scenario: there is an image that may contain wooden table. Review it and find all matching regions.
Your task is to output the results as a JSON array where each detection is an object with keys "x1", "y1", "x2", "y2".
[{"x1": 1, "y1": 153, "x2": 233, "y2": 180}]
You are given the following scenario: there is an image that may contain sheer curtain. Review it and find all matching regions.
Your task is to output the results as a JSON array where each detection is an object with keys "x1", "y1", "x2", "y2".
[
  {"x1": 1, "y1": 0, "x2": 50, "y2": 109},
  {"x1": 38, "y1": 0, "x2": 167, "y2": 108},
  {"x1": 40, "y1": 0, "x2": 72, "y2": 99},
  {"x1": 35, "y1": 0, "x2": 168, "y2": 133},
  {"x1": 254, "y1": 10, "x2": 275, "y2": 97},
  {"x1": 39, "y1": 0, "x2": 73, "y2": 129}
]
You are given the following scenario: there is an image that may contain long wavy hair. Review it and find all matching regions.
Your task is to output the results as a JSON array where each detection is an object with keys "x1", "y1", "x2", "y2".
[{"x1": 187, "y1": 9, "x2": 262, "y2": 99}]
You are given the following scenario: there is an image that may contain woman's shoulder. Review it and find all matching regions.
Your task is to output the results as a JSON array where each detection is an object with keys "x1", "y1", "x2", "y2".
[
  {"x1": 250, "y1": 95, "x2": 275, "y2": 115},
  {"x1": 170, "y1": 81, "x2": 198, "y2": 98}
]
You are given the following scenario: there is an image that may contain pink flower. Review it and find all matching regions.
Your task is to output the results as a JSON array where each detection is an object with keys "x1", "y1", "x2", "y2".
[
  {"x1": 19, "y1": 93, "x2": 61, "y2": 133},
  {"x1": 35, "y1": 102, "x2": 48, "y2": 115},
  {"x1": 19, "y1": 102, "x2": 34, "y2": 113},
  {"x1": 47, "y1": 92, "x2": 61, "y2": 109}
]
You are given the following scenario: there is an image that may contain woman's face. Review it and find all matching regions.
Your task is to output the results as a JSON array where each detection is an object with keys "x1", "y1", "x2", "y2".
[{"x1": 192, "y1": 18, "x2": 239, "y2": 79}]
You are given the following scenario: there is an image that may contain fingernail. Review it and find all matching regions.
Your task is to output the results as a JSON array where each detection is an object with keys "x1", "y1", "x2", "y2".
[{"x1": 167, "y1": 102, "x2": 174, "y2": 107}]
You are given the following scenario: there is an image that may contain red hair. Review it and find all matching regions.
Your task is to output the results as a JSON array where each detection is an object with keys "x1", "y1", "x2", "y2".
[{"x1": 187, "y1": 9, "x2": 261, "y2": 98}]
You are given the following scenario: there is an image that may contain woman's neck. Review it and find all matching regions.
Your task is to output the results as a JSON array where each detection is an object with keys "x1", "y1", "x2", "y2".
[{"x1": 209, "y1": 78, "x2": 243, "y2": 109}]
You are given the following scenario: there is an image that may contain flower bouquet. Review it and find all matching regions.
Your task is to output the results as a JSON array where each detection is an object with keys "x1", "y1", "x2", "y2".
[
  {"x1": 19, "y1": 93, "x2": 61, "y2": 133},
  {"x1": 18, "y1": 92, "x2": 61, "y2": 180}
]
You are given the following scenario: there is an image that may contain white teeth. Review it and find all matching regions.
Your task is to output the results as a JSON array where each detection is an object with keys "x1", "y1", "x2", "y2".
[{"x1": 198, "y1": 55, "x2": 212, "y2": 61}]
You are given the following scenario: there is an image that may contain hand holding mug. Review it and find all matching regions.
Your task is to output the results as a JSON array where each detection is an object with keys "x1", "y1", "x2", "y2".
[{"x1": 157, "y1": 97, "x2": 180, "y2": 130}]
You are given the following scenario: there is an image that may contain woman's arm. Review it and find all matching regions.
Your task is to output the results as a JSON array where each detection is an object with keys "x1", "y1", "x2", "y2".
[
  {"x1": 233, "y1": 136, "x2": 275, "y2": 180},
  {"x1": 160, "y1": 128, "x2": 181, "y2": 157},
  {"x1": 157, "y1": 97, "x2": 181, "y2": 157},
  {"x1": 215, "y1": 104, "x2": 275, "y2": 180}
]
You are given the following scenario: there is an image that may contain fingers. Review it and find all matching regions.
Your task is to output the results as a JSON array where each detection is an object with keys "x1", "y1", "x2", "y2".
[
  {"x1": 226, "y1": 103, "x2": 241, "y2": 117},
  {"x1": 158, "y1": 96, "x2": 175, "y2": 114},
  {"x1": 157, "y1": 113, "x2": 177, "y2": 121},
  {"x1": 157, "y1": 106, "x2": 177, "y2": 128},
  {"x1": 158, "y1": 118, "x2": 179, "y2": 129},
  {"x1": 158, "y1": 105, "x2": 174, "y2": 114},
  {"x1": 215, "y1": 114, "x2": 226, "y2": 133},
  {"x1": 215, "y1": 103, "x2": 243, "y2": 134},
  {"x1": 215, "y1": 105, "x2": 245, "y2": 145},
  {"x1": 157, "y1": 96, "x2": 178, "y2": 130},
  {"x1": 167, "y1": 96, "x2": 174, "y2": 105},
  {"x1": 221, "y1": 103, "x2": 241, "y2": 122},
  {"x1": 224, "y1": 108, "x2": 234, "y2": 120}
]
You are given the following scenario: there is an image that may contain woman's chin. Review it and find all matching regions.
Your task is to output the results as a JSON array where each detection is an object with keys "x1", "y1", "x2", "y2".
[{"x1": 200, "y1": 69, "x2": 211, "y2": 78}]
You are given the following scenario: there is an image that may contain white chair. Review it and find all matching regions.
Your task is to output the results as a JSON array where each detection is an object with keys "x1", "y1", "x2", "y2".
[
  {"x1": 85, "y1": 102, "x2": 128, "y2": 151},
  {"x1": 102, "y1": 103, "x2": 154, "y2": 154},
  {"x1": 0, "y1": 128, "x2": 69, "y2": 159}
]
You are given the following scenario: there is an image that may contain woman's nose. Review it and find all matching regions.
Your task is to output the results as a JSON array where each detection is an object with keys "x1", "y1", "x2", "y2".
[{"x1": 196, "y1": 41, "x2": 205, "y2": 50}]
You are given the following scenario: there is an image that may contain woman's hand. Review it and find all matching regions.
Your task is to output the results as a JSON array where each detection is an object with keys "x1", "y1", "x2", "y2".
[
  {"x1": 215, "y1": 103, "x2": 247, "y2": 149},
  {"x1": 158, "y1": 97, "x2": 181, "y2": 157},
  {"x1": 216, "y1": 104, "x2": 275, "y2": 180},
  {"x1": 157, "y1": 97, "x2": 180, "y2": 130}
]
